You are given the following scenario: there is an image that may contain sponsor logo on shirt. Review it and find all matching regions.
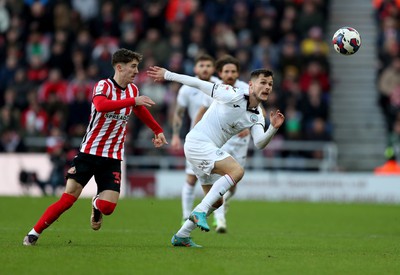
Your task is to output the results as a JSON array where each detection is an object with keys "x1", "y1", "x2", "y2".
[
  {"x1": 104, "y1": 113, "x2": 129, "y2": 122},
  {"x1": 95, "y1": 82, "x2": 104, "y2": 95}
]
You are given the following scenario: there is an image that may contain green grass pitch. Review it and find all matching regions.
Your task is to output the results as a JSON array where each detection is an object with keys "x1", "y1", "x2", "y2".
[{"x1": 1, "y1": 196, "x2": 399, "y2": 275}]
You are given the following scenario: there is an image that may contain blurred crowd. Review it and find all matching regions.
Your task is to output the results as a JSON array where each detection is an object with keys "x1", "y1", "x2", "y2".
[
  {"x1": 374, "y1": 0, "x2": 400, "y2": 153},
  {"x1": 0, "y1": 0, "x2": 332, "y2": 162}
]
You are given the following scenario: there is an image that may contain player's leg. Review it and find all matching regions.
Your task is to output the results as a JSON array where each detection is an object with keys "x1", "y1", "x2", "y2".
[
  {"x1": 190, "y1": 157, "x2": 243, "y2": 231},
  {"x1": 214, "y1": 140, "x2": 248, "y2": 233},
  {"x1": 172, "y1": 184, "x2": 222, "y2": 247},
  {"x1": 181, "y1": 169, "x2": 197, "y2": 222},
  {"x1": 91, "y1": 157, "x2": 121, "y2": 230},
  {"x1": 22, "y1": 178, "x2": 83, "y2": 246}
]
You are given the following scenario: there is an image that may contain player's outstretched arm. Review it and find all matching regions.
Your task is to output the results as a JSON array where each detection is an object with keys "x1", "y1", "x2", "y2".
[
  {"x1": 147, "y1": 66, "x2": 215, "y2": 97},
  {"x1": 251, "y1": 109, "x2": 285, "y2": 150}
]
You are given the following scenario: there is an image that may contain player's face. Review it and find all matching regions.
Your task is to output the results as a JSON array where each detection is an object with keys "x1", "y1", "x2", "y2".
[
  {"x1": 218, "y1": 64, "x2": 239, "y2": 86},
  {"x1": 120, "y1": 59, "x2": 139, "y2": 84},
  {"x1": 194, "y1": 60, "x2": 215, "y2": 81},
  {"x1": 251, "y1": 75, "x2": 273, "y2": 102}
]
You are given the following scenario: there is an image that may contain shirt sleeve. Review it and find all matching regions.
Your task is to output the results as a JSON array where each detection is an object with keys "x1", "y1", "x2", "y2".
[
  {"x1": 251, "y1": 124, "x2": 278, "y2": 150},
  {"x1": 164, "y1": 71, "x2": 215, "y2": 97},
  {"x1": 211, "y1": 84, "x2": 241, "y2": 104},
  {"x1": 133, "y1": 105, "x2": 163, "y2": 135},
  {"x1": 93, "y1": 95, "x2": 136, "y2": 112}
]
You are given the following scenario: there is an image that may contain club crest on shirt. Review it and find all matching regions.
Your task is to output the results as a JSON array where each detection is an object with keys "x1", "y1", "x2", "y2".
[{"x1": 250, "y1": 114, "x2": 258, "y2": 123}]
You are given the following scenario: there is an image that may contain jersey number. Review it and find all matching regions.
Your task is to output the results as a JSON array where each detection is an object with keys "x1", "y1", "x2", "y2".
[{"x1": 113, "y1": 172, "x2": 121, "y2": 184}]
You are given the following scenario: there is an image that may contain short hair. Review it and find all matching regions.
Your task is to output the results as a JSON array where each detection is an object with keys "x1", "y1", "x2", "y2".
[
  {"x1": 250, "y1": 69, "x2": 273, "y2": 80},
  {"x1": 215, "y1": 55, "x2": 240, "y2": 72},
  {"x1": 111, "y1": 48, "x2": 143, "y2": 67},
  {"x1": 195, "y1": 54, "x2": 215, "y2": 65}
]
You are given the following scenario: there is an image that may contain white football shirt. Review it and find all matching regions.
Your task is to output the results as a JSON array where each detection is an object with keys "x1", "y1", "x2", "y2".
[
  {"x1": 187, "y1": 83, "x2": 265, "y2": 148},
  {"x1": 177, "y1": 83, "x2": 210, "y2": 129}
]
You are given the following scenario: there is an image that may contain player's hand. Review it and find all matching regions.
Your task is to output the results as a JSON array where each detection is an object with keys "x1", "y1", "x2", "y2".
[
  {"x1": 171, "y1": 134, "x2": 182, "y2": 150},
  {"x1": 269, "y1": 109, "x2": 285, "y2": 128},
  {"x1": 135, "y1": 96, "x2": 155, "y2": 107},
  {"x1": 152, "y1": 133, "x2": 168, "y2": 148},
  {"x1": 237, "y1": 128, "x2": 250, "y2": 138},
  {"x1": 147, "y1": 66, "x2": 167, "y2": 82}
]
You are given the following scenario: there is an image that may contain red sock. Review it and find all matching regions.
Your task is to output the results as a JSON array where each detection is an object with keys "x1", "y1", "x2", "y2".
[
  {"x1": 33, "y1": 193, "x2": 77, "y2": 234},
  {"x1": 96, "y1": 199, "x2": 117, "y2": 215}
]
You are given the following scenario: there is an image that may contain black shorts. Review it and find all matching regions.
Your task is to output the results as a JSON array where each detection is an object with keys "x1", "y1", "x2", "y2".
[{"x1": 66, "y1": 152, "x2": 122, "y2": 193}]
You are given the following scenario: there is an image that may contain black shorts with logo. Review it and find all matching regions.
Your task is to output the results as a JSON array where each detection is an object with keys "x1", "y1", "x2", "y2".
[{"x1": 66, "y1": 152, "x2": 122, "y2": 193}]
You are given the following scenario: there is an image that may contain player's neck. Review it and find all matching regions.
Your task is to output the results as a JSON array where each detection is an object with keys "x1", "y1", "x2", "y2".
[
  {"x1": 247, "y1": 93, "x2": 259, "y2": 109},
  {"x1": 112, "y1": 75, "x2": 127, "y2": 89}
]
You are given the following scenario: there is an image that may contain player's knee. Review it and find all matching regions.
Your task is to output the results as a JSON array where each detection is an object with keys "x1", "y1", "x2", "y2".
[
  {"x1": 187, "y1": 175, "x2": 197, "y2": 185},
  {"x1": 231, "y1": 165, "x2": 244, "y2": 183},
  {"x1": 96, "y1": 199, "x2": 117, "y2": 215}
]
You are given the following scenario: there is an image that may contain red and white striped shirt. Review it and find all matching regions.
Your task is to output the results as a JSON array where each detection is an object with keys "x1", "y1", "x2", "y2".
[{"x1": 80, "y1": 78, "x2": 137, "y2": 160}]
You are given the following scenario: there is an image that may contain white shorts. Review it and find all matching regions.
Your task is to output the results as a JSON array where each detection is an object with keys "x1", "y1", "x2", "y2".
[
  {"x1": 185, "y1": 160, "x2": 195, "y2": 175},
  {"x1": 221, "y1": 135, "x2": 250, "y2": 167},
  {"x1": 184, "y1": 139, "x2": 231, "y2": 185}
]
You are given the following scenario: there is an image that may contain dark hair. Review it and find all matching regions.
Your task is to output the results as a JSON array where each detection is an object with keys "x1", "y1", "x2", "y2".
[
  {"x1": 111, "y1": 48, "x2": 143, "y2": 67},
  {"x1": 195, "y1": 54, "x2": 215, "y2": 65},
  {"x1": 250, "y1": 69, "x2": 273, "y2": 79},
  {"x1": 215, "y1": 55, "x2": 240, "y2": 72}
]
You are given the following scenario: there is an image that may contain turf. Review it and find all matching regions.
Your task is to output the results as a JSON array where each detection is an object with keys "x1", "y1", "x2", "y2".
[{"x1": 1, "y1": 196, "x2": 399, "y2": 275}]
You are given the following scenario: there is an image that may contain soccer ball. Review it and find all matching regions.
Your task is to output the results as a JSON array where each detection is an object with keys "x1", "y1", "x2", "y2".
[{"x1": 332, "y1": 27, "x2": 361, "y2": 55}]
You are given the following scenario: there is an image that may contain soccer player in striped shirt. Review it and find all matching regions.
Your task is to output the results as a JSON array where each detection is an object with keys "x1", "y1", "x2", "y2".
[{"x1": 23, "y1": 48, "x2": 167, "y2": 246}]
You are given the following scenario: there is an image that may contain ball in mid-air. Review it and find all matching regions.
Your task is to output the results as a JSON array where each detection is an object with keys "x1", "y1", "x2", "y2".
[{"x1": 332, "y1": 27, "x2": 361, "y2": 55}]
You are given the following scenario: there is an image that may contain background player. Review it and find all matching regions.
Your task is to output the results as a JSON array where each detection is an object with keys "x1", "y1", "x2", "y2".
[
  {"x1": 170, "y1": 54, "x2": 215, "y2": 223},
  {"x1": 194, "y1": 55, "x2": 250, "y2": 233}
]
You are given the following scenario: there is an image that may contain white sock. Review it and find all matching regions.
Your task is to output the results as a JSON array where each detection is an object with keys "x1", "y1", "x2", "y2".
[
  {"x1": 93, "y1": 196, "x2": 99, "y2": 209},
  {"x1": 213, "y1": 204, "x2": 225, "y2": 220},
  {"x1": 193, "y1": 175, "x2": 234, "y2": 213},
  {"x1": 181, "y1": 182, "x2": 195, "y2": 219},
  {"x1": 224, "y1": 190, "x2": 233, "y2": 202},
  {"x1": 207, "y1": 206, "x2": 217, "y2": 217},
  {"x1": 28, "y1": 228, "x2": 40, "y2": 237},
  {"x1": 176, "y1": 219, "x2": 197, "y2": 238}
]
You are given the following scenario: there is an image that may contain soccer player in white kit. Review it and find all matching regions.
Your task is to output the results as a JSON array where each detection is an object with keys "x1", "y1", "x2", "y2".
[
  {"x1": 195, "y1": 55, "x2": 251, "y2": 233},
  {"x1": 170, "y1": 54, "x2": 215, "y2": 223},
  {"x1": 148, "y1": 66, "x2": 285, "y2": 247}
]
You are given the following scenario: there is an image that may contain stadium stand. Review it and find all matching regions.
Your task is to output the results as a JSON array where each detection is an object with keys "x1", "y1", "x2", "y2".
[{"x1": 0, "y1": 0, "x2": 337, "y2": 171}]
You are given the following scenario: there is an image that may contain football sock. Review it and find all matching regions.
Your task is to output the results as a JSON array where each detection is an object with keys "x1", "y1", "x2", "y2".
[
  {"x1": 28, "y1": 228, "x2": 40, "y2": 237},
  {"x1": 193, "y1": 175, "x2": 235, "y2": 213},
  {"x1": 224, "y1": 190, "x2": 233, "y2": 202},
  {"x1": 33, "y1": 193, "x2": 77, "y2": 234},
  {"x1": 95, "y1": 199, "x2": 117, "y2": 215},
  {"x1": 213, "y1": 204, "x2": 225, "y2": 220},
  {"x1": 182, "y1": 181, "x2": 195, "y2": 219},
  {"x1": 176, "y1": 219, "x2": 197, "y2": 238},
  {"x1": 206, "y1": 206, "x2": 217, "y2": 217}
]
